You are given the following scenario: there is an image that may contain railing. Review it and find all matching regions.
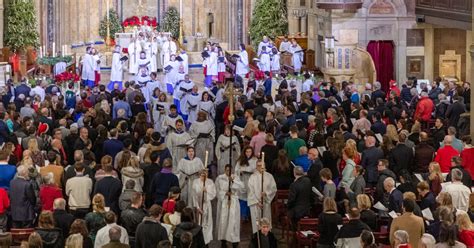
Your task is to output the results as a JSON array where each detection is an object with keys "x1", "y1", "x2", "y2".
[{"x1": 316, "y1": 0, "x2": 363, "y2": 10}]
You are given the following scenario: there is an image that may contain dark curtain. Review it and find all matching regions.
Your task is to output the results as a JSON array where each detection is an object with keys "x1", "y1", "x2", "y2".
[{"x1": 367, "y1": 41, "x2": 394, "y2": 94}]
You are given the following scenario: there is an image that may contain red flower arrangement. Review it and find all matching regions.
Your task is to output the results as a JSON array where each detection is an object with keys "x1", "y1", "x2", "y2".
[
  {"x1": 55, "y1": 71, "x2": 80, "y2": 85},
  {"x1": 122, "y1": 16, "x2": 158, "y2": 28}
]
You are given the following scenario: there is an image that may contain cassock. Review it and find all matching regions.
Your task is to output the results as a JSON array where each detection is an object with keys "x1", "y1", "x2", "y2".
[
  {"x1": 259, "y1": 52, "x2": 271, "y2": 72},
  {"x1": 192, "y1": 177, "x2": 216, "y2": 245},
  {"x1": 161, "y1": 40, "x2": 171, "y2": 66},
  {"x1": 165, "y1": 129, "x2": 193, "y2": 172},
  {"x1": 135, "y1": 57, "x2": 151, "y2": 84},
  {"x1": 198, "y1": 100, "x2": 215, "y2": 121},
  {"x1": 150, "y1": 40, "x2": 158, "y2": 72},
  {"x1": 161, "y1": 113, "x2": 184, "y2": 136},
  {"x1": 215, "y1": 135, "x2": 241, "y2": 175},
  {"x1": 151, "y1": 97, "x2": 169, "y2": 132},
  {"x1": 156, "y1": 36, "x2": 165, "y2": 69},
  {"x1": 110, "y1": 51, "x2": 124, "y2": 86},
  {"x1": 164, "y1": 60, "x2": 180, "y2": 88},
  {"x1": 235, "y1": 158, "x2": 257, "y2": 202},
  {"x1": 271, "y1": 53, "x2": 280, "y2": 72},
  {"x1": 127, "y1": 41, "x2": 140, "y2": 74},
  {"x1": 183, "y1": 92, "x2": 201, "y2": 122},
  {"x1": 289, "y1": 44, "x2": 304, "y2": 73},
  {"x1": 189, "y1": 120, "x2": 215, "y2": 166},
  {"x1": 178, "y1": 157, "x2": 204, "y2": 205},
  {"x1": 248, "y1": 171, "x2": 277, "y2": 233},
  {"x1": 174, "y1": 80, "x2": 195, "y2": 115},
  {"x1": 257, "y1": 41, "x2": 270, "y2": 56},
  {"x1": 81, "y1": 53, "x2": 95, "y2": 87},
  {"x1": 179, "y1": 52, "x2": 189, "y2": 74},
  {"x1": 216, "y1": 174, "x2": 244, "y2": 243},
  {"x1": 279, "y1": 41, "x2": 291, "y2": 52},
  {"x1": 235, "y1": 50, "x2": 249, "y2": 77}
]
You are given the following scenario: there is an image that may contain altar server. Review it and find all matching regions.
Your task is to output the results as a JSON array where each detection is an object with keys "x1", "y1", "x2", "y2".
[
  {"x1": 235, "y1": 44, "x2": 249, "y2": 80},
  {"x1": 215, "y1": 125, "x2": 241, "y2": 176},
  {"x1": 128, "y1": 37, "x2": 140, "y2": 74},
  {"x1": 248, "y1": 159, "x2": 277, "y2": 233},
  {"x1": 81, "y1": 47, "x2": 95, "y2": 88},
  {"x1": 289, "y1": 39, "x2": 304, "y2": 74},
  {"x1": 258, "y1": 46, "x2": 271, "y2": 72},
  {"x1": 192, "y1": 170, "x2": 216, "y2": 245},
  {"x1": 109, "y1": 45, "x2": 125, "y2": 91}
]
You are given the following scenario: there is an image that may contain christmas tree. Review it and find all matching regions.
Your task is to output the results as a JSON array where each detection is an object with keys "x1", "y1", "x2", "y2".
[
  {"x1": 4, "y1": 0, "x2": 40, "y2": 52},
  {"x1": 99, "y1": 9, "x2": 123, "y2": 41},
  {"x1": 161, "y1": 7, "x2": 180, "y2": 39},
  {"x1": 249, "y1": 0, "x2": 288, "y2": 47}
]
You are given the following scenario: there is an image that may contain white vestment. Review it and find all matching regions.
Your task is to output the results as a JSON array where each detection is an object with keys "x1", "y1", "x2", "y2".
[
  {"x1": 179, "y1": 52, "x2": 189, "y2": 74},
  {"x1": 182, "y1": 92, "x2": 200, "y2": 122},
  {"x1": 197, "y1": 100, "x2": 215, "y2": 121},
  {"x1": 151, "y1": 97, "x2": 169, "y2": 132},
  {"x1": 127, "y1": 41, "x2": 140, "y2": 74},
  {"x1": 189, "y1": 120, "x2": 215, "y2": 165},
  {"x1": 150, "y1": 41, "x2": 158, "y2": 72},
  {"x1": 289, "y1": 45, "x2": 304, "y2": 73},
  {"x1": 271, "y1": 53, "x2": 281, "y2": 72},
  {"x1": 192, "y1": 177, "x2": 216, "y2": 244},
  {"x1": 279, "y1": 41, "x2": 291, "y2": 52},
  {"x1": 248, "y1": 171, "x2": 277, "y2": 233},
  {"x1": 257, "y1": 41, "x2": 270, "y2": 56},
  {"x1": 235, "y1": 158, "x2": 257, "y2": 201},
  {"x1": 178, "y1": 157, "x2": 204, "y2": 205},
  {"x1": 216, "y1": 174, "x2": 244, "y2": 243},
  {"x1": 259, "y1": 53, "x2": 271, "y2": 72},
  {"x1": 111, "y1": 52, "x2": 123, "y2": 82},
  {"x1": 165, "y1": 130, "x2": 193, "y2": 172},
  {"x1": 81, "y1": 54, "x2": 95, "y2": 81},
  {"x1": 161, "y1": 41, "x2": 171, "y2": 65},
  {"x1": 215, "y1": 135, "x2": 241, "y2": 175},
  {"x1": 206, "y1": 52, "x2": 218, "y2": 76},
  {"x1": 161, "y1": 114, "x2": 184, "y2": 136},
  {"x1": 164, "y1": 60, "x2": 180, "y2": 86},
  {"x1": 235, "y1": 50, "x2": 249, "y2": 76},
  {"x1": 174, "y1": 80, "x2": 195, "y2": 109},
  {"x1": 54, "y1": 62, "x2": 67, "y2": 76}
]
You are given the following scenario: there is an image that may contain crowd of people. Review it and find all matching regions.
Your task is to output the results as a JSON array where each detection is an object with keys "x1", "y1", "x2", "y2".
[{"x1": 0, "y1": 32, "x2": 473, "y2": 248}]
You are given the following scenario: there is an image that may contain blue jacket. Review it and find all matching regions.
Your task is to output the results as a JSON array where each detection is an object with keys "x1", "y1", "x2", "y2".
[
  {"x1": 264, "y1": 78, "x2": 272, "y2": 96},
  {"x1": 0, "y1": 164, "x2": 16, "y2": 190},
  {"x1": 149, "y1": 169, "x2": 179, "y2": 205},
  {"x1": 113, "y1": 100, "x2": 132, "y2": 119},
  {"x1": 361, "y1": 146, "x2": 384, "y2": 183},
  {"x1": 15, "y1": 84, "x2": 30, "y2": 98},
  {"x1": 103, "y1": 139, "x2": 124, "y2": 161},
  {"x1": 293, "y1": 155, "x2": 312, "y2": 172}
]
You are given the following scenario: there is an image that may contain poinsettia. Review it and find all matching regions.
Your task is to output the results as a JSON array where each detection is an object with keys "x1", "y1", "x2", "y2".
[{"x1": 55, "y1": 71, "x2": 80, "y2": 85}]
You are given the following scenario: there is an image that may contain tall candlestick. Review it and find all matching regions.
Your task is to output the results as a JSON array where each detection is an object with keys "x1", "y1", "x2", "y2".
[
  {"x1": 39, "y1": 46, "x2": 43, "y2": 58},
  {"x1": 52, "y1": 42, "x2": 56, "y2": 57},
  {"x1": 106, "y1": 0, "x2": 109, "y2": 21}
]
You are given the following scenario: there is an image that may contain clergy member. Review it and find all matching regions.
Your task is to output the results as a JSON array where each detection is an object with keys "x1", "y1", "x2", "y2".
[
  {"x1": 192, "y1": 169, "x2": 217, "y2": 245},
  {"x1": 235, "y1": 44, "x2": 249, "y2": 81},
  {"x1": 258, "y1": 46, "x2": 271, "y2": 72},
  {"x1": 109, "y1": 45, "x2": 125, "y2": 91},
  {"x1": 128, "y1": 37, "x2": 140, "y2": 75},
  {"x1": 165, "y1": 119, "x2": 193, "y2": 172},
  {"x1": 178, "y1": 146, "x2": 204, "y2": 205},
  {"x1": 289, "y1": 39, "x2": 304, "y2": 74},
  {"x1": 248, "y1": 159, "x2": 277, "y2": 234},
  {"x1": 81, "y1": 47, "x2": 95, "y2": 88}
]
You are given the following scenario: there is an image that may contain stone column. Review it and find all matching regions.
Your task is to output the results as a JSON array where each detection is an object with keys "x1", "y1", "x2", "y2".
[
  {"x1": 288, "y1": 12, "x2": 298, "y2": 35},
  {"x1": 470, "y1": 4, "x2": 474, "y2": 138},
  {"x1": 0, "y1": 0, "x2": 4, "y2": 48},
  {"x1": 301, "y1": 15, "x2": 307, "y2": 35},
  {"x1": 397, "y1": 29, "x2": 407, "y2": 83},
  {"x1": 424, "y1": 27, "x2": 434, "y2": 81}
]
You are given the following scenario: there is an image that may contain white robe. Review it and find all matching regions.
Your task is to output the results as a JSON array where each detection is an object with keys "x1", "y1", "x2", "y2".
[
  {"x1": 197, "y1": 100, "x2": 215, "y2": 121},
  {"x1": 235, "y1": 50, "x2": 249, "y2": 76},
  {"x1": 206, "y1": 52, "x2": 218, "y2": 76},
  {"x1": 189, "y1": 120, "x2": 215, "y2": 165},
  {"x1": 151, "y1": 98, "x2": 169, "y2": 132},
  {"x1": 279, "y1": 41, "x2": 291, "y2": 53},
  {"x1": 271, "y1": 53, "x2": 281, "y2": 72},
  {"x1": 150, "y1": 41, "x2": 158, "y2": 72},
  {"x1": 81, "y1": 54, "x2": 95, "y2": 81},
  {"x1": 235, "y1": 158, "x2": 257, "y2": 201},
  {"x1": 165, "y1": 130, "x2": 193, "y2": 172},
  {"x1": 111, "y1": 52, "x2": 123, "y2": 82},
  {"x1": 54, "y1": 62, "x2": 67, "y2": 76},
  {"x1": 216, "y1": 174, "x2": 244, "y2": 242},
  {"x1": 174, "y1": 80, "x2": 195, "y2": 112},
  {"x1": 178, "y1": 157, "x2": 204, "y2": 205},
  {"x1": 215, "y1": 135, "x2": 241, "y2": 175},
  {"x1": 247, "y1": 171, "x2": 277, "y2": 233},
  {"x1": 179, "y1": 52, "x2": 189, "y2": 74},
  {"x1": 259, "y1": 53, "x2": 271, "y2": 72},
  {"x1": 165, "y1": 60, "x2": 180, "y2": 87},
  {"x1": 192, "y1": 177, "x2": 216, "y2": 244},
  {"x1": 183, "y1": 92, "x2": 200, "y2": 122},
  {"x1": 161, "y1": 41, "x2": 171, "y2": 65},
  {"x1": 128, "y1": 42, "x2": 140, "y2": 74},
  {"x1": 289, "y1": 45, "x2": 304, "y2": 73},
  {"x1": 135, "y1": 57, "x2": 151, "y2": 84},
  {"x1": 161, "y1": 114, "x2": 184, "y2": 136},
  {"x1": 257, "y1": 41, "x2": 270, "y2": 56}
]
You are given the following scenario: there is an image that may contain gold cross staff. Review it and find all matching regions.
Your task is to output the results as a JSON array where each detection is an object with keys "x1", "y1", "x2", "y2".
[{"x1": 223, "y1": 82, "x2": 241, "y2": 123}]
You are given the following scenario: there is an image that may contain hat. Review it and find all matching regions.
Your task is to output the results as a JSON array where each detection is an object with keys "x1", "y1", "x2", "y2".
[
  {"x1": 37, "y1": 123, "x2": 49, "y2": 136},
  {"x1": 390, "y1": 80, "x2": 396, "y2": 86}
]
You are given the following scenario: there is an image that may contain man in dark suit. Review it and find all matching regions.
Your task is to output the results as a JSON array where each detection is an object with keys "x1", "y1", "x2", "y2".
[
  {"x1": 384, "y1": 177, "x2": 403, "y2": 214},
  {"x1": 432, "y1": 118, "x2": 447, "y2": 150},
  {"x1": 307, "y1": 148, "x2": 323, "y2": 191},
  {"x1": 361, "y1": 136, "x2": 384, "y2": 187},
  {"x1": 53, "y1": 198, "x2": 74, "y2": 238},
  {"x1": 389, "y1": 133, "x2": 414, "y2": 174},
  {"x1": 446, "y1": 156, "x2": 472, "y2": 188},
  {"x1": 287, "y1": 166, "x2": 313, "y2": 230},
  {"x1": 93, "y1": 163, "x2": 123, "y2": 215},
  {"x1": 414, "y1": 132, "x2": 435, "y2": 173},
  {"x1": 446, "y1": 96, "x2": 466, "y2": 127}
]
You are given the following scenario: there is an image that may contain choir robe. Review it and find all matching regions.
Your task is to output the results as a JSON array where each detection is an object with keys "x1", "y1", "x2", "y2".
[
  {"x1": 197, "y1": 100, "x2": 215, "y2": 121},
  {"x1": 271, "y1": 53, "x2": 281, "y2": 72},
  {"x1": 127, "y1": 41, "x2": 140, "y2": 74},
  {"x1": 135, "y1": 57, "x2": 151, "y2": 85},
  {"x1": 179, "y1": 52, "x2": 189, "y2": 74},
  {"x1": 182, "y1": 92, "x2": 201, "y2": 122},
  {"x1": 156, "y1": 36, "x2": 165, "y2": 69},
  {"x1": 215, "y1": 135, "x2": 241, "y2": 175},
  {"x1": 173, "y1": 80, "x2": 195, "y2": 115},
  {"x1": 110, "y1": 51, "x2": 124, "y2": 84},
  {"x1": 164, "y1": 60, "x2": 180, "y2": 86},
  {"x1": 236, "y1": 50, "x2": 249, "y2": 77},
  {"x1": 289, "y1": 44, "x2": 304, "y2": 73},
  {"x1": 247, "y1": 171, "x2": 277, "y2": 233},
  {"x1": 150, "y1": 41, "x2": 158, "y2": 72},
  {"x1": 165, "y1": 130, "x2": 193, "y2": 172},
  {"x1": 235, "y1": 158, "x2": 257, "y2": 201},
  {"x1": 215, "y1": 174, "x2": 244, "y2": 243},
  {"x1": 189, "y1": 120, "x2": 215, "y2": 166},
  {"x1": 161, "y1": 113, "x2": 184, "y2": 136},
  {"x1": 259, "y1": 52, "x2": 271, "y2": 72},
  {"x1": 162, "y1": 41, "x2": 177, "y2": 66},
  {"x1": 257, "y1": 41, "x2": 270, "y2": 56},
  {"x1": 81, "y1": 53, "x2": 95, "y2": 85},
  {"x1": 151, "y1": 98, "x2": 169, "y2": 132},
  {"x1": 178, "y1": 157, "x2": 204, "y2": 205},
  {"x1": 192, "y1": 177, "x2": 216, "y2": 244}
]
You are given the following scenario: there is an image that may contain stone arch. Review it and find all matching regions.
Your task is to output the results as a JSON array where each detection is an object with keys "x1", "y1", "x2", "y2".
[{"x1": 363, "y1": 0, "x2": 407, "y2": 17}]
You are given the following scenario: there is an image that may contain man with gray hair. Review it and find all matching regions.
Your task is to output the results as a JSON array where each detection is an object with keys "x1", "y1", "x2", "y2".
[
  {"x1": 440, "y1": 168, "x2": 471, "y2": 211},
  {"x1": 371, "y1": 81, "x2": 385, "y2": 103},
  {"x1": 102, "y1": 226, "x2": 130, "y2": 248},
  {"x1": 287, "y1": 166, "x2": 313, "y2": 230},
  {"x1": 440, "y1": 126, "x2": 464, "y2": 152},
  {"x1": 53, "y1": 198, "x2": 74, "y2": 238},
  {"x1": 383, "y1": 177, "x2": 403, "y2": 214},
  {"x1": 9, "y1": 165, "x2": 36, "y2": 227}
]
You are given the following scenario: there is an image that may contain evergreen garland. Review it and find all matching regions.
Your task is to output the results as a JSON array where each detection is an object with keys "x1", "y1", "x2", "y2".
[
  {"x1": 99, "y1": 9, "x2": 123, "y2": 40},
  {"x1": 37, "y1": 56, "x2": 73, "y2": 66},
  {"x1": 249, "y1": 0, "x2": 288, "y2": 47},
  {"x1": 4, "y1": 0, "x2": 40, "y2": 52},
  {"x1": 161, "y1": 7, "x2": 180, "y2": 39}
]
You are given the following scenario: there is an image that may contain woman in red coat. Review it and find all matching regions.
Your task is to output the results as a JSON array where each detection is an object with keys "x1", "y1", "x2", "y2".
[
  {"x1": 39, "y1": 173, "x2": 63, "y2": 211},
  {"x1": 456, "y1": 212, "x2": 474, "y2": 246}
]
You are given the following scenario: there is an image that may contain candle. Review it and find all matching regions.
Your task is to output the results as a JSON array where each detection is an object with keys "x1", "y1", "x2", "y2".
[
  {"x1": 179, "y1": 0, "x2": 183, "y2": 19},
  {"x1": 39, "y1": 46, "x2": 43, "y2": 58},
  {"x1": 204, "y1": 150, "x2": 209, "y2": 167},
  {"x1": 52, "y1": 42, "x2": 56, "y2": 57},
  {"x1": 43, "y1": 46, "x2": 46, "y2": 56},
  {"x1": 106, "y1": 0, "x2": 109, "y2": 21},
  {"x1": 261, "y1": 152, "x2": 265, "y2": 164}
]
